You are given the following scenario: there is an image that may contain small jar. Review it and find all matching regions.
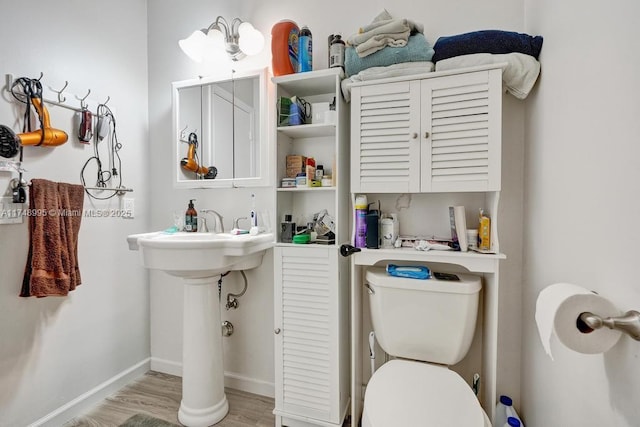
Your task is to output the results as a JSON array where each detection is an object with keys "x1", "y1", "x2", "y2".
[{"x1": 321, "y1": 175, "x2": 332, "y2": 187}]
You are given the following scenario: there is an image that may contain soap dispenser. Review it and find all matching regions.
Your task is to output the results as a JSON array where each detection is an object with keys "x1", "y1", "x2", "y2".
[{"x1": 185, "y1": 199, "x2": 197, "y2": 232}]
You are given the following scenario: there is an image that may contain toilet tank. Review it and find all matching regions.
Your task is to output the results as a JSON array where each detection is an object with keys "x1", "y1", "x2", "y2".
[{"x1": 366, "y1": 267, "x2": 482, "y2": 365}]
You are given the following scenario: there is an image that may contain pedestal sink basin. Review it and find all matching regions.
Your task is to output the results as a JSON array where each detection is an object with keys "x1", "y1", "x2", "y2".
[{"x1": 127, "y1": 231, "x2": 274, "y2": 426}]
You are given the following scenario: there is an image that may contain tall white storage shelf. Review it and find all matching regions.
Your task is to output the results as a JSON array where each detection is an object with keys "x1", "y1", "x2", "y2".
[
  {"x1": 272, "y1": 68, "x2": 351, "y2": 427},
  {"x1": 348, "y1": 64, "x2": 506, "y2": 423}
]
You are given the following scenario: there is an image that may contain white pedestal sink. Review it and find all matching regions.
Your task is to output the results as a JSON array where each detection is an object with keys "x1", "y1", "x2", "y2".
[{"x1": 127, "y1": 231, "x2": 274, "y2": 426}]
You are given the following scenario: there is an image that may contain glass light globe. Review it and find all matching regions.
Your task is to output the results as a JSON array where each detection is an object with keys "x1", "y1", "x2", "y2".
[
  {"x1": 238, "y1": 22, "x2": 265, "y2": 56},
  {"x1": 178, "y1": 30, "x2": 207, "y2": 63},
  {"x1": 206, "y1": 26, "x2": 226, "y2": 49}
]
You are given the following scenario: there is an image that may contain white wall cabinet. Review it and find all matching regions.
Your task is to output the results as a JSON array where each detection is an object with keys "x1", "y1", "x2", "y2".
[
  {"x1": 272, "y1": 68, "x2": 350, "y2": 427},
  {"x1": 351, "y1": 67, "x2": 503, "y2": 193}
]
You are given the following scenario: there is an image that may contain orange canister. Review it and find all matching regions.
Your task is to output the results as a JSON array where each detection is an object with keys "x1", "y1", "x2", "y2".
[{"x1": 271, "y1": 20, "x2": 299, "y2": 76}]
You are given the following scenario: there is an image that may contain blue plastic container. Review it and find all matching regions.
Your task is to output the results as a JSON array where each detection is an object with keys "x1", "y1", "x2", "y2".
[{"x1": 298, "y1": 26, "x2": 313, "y2": 72}]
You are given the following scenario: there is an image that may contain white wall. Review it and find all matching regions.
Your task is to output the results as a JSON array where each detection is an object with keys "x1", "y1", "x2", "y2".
[
  {"x1": 522, "y1": 1, "x2": 640, "y2": 425},
  {"x1": 0, "y1": 1, "x2": 150, "y2": 426},
  {"x1": 148, "y1": 0, "x2": 525, "y2": 405}
]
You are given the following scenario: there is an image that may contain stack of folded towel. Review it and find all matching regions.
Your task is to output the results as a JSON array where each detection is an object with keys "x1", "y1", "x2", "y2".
[
  {"x1": 347, "y1": 9, "x2": 425, "y2": 58},
  {"x1": 433, "y1": 30, "x2": 544, "y2": 99},
  {"x1": 345, "y1": 10, "x2": 435, "y2": 77},
  {"x1": 344, "y1": 15, "x2": 544, "y2": 101}
]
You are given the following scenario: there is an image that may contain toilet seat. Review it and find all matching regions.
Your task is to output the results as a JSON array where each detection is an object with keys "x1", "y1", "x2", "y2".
[{"x1": 362, "y1": 359, "x2": 489, "y2": 427}]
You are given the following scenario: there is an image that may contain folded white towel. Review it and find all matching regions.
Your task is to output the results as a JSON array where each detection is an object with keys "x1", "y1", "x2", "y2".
[
  {"x1": 356, "y1": 30, "x2": 411, "y2": 57},
  {"x1": 341, "y1": 61, "x2": 434, "y2": 102},
  {"x1": 435, "y1": 52, "x2": 541, "y2": 99},
  {"x1": 348, "y1": 9, "x2": 424, "y2": 58}
]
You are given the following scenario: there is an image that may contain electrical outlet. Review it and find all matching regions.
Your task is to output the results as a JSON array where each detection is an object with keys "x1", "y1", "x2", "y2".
[{"x1": 122, "y1": 198, "x2": 134, "y2": 219}]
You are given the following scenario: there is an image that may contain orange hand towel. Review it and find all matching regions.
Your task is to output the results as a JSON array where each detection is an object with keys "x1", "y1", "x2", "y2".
[{"x1": 21, "y1": 179, "x2": 84, "y2": 297}]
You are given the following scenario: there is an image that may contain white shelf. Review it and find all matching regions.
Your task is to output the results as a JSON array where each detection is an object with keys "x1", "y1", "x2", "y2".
[
  {"x1": 277, "y1": 186, "x2": 336, "y2": 192},
  {"x1": 272, "y1": 68, "x2": 344, "y2": 96},
  {"x1": 353, "y1": 247, "x2": 505, "y2": 273},
  {"x1": 275, "y1": 242, "x2": 338, "y2": 248},
  {"x1": 277, "y1": 123, "x2": 336, "y2": 138}
]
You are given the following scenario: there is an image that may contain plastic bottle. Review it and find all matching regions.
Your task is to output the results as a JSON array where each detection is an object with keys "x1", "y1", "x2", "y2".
[
  {"x1": 298, "y1": 25, "x2": 313, "y2": 72},
  {"x1": 329, "y1": 34, "x2": 345, "y2": 69},
  {"x1": 185, "y1": 199, "x2": 197, "y2": 232},
  {"x1": 281, "y1": 214, "x2": 295, "y2": 243},
  {"x1": 504, "y1": 417, "x2": 520, "y2": 427},
  {"x1": 506, "y1": 406, "x2": 525, "y2": 427},
  {"x1": 271, "y1": 20, "x2": 299, "y2": 76},
  {"x1": 493, "y1": 395, "x2": 512, "y2": 427},
  {"x1": 354, "y1": 195, "x2": 368, "y2": 248}
]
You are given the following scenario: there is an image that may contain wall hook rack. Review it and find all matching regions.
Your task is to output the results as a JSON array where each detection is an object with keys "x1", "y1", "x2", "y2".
[{"x1": 4, "y1": 73, "x2": 111, "y2": 117}]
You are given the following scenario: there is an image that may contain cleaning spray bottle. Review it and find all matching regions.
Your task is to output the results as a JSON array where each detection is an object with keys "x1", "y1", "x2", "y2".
[
  {"x1": 185, "y1": 199, "x2": 197, "y2": 232},
  {"x1": 354, "y1": 194, "x2": 368, "y2": 248}
]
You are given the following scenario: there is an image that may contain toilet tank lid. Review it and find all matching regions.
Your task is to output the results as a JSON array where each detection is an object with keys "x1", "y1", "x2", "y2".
[
  {"x1": 364, "y1": 359, "x2": 486, "y2": 426},
  {"x1": 366, "y1": 267, "x2": 481, "y2": 294}
]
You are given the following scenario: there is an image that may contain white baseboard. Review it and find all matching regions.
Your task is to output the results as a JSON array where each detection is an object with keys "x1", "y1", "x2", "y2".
[
  {"x1": 151, "y1": 357, "x2": 274, "y2": 398},
  {"x1": 224, "y1": 371, "x2": 275, "y2": 398},
  {"x1": 150, "y1": 356, "x2": 182, "y2": 376},
  {"x1": 30, "y1": 358, "x2": 151, "y2": 427}
]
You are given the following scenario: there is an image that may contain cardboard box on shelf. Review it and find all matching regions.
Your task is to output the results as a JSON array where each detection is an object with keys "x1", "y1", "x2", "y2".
[{"x1": 286, "y1": 155, "x2": 306, "y2": 168}]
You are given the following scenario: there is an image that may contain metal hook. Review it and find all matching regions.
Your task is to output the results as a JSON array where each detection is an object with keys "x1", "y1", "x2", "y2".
[
  {"x1": 36, "y1": 72, "x2": 44, "y2": 81},
  {"x1": 79, "y1": 88, "x2": 91, "y2": 109},
  {"x1": 53, "y1": 80, "x2": 68, "y2": 103},
  {"x1": 103, "y1": 95, "x2": 110, "y2": 106}
]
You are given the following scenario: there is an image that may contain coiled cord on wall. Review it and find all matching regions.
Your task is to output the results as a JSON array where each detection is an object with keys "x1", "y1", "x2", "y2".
[{"x1": 80, "y1": 103, "x2": 124, "y2": 200}]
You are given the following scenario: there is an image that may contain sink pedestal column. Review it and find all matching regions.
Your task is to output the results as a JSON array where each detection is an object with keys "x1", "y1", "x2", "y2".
[{"x1": 178, "y1": 276, "x2": 229, "y2": 426}]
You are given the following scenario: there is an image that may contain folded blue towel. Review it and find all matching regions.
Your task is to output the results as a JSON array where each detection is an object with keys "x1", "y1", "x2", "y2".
[
  {"x1": 345, "y1": 33, "x2": 435, "y2": 77},
  {"x1": 432, "y1": 30, "x2": 543, "y2": 63}
]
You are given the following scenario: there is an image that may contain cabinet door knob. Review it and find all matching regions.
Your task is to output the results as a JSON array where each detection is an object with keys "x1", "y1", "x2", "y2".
[
  {"x1": 274, "y1": 328, "x2": 281, "y2": 334},
  {"x1": 411, "y1": 132, "x2": 418, "y2": 139},
  {"x1": 424, "y1": 131, "x2": 430, "y2": 138}
]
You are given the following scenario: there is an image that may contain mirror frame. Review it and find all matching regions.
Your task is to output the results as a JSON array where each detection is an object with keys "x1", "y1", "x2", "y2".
[{"x1": 171, "y1": 67, "x2": 270, "y2": 188}]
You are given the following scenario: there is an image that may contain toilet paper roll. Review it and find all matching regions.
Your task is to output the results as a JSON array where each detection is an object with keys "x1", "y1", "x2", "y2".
[{"x1": 535, "y1": 283, "x2": 622, "y2": 360}]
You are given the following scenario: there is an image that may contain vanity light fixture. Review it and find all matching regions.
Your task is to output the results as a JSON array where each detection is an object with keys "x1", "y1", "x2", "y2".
[{"x1": 179, "y1": 16, "x2": 265, "y2": 62}]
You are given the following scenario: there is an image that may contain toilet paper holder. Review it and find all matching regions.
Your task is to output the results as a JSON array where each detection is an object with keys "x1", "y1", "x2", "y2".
[{"x1": 578, "y1": 310, "x2": 640, "y2": 340}]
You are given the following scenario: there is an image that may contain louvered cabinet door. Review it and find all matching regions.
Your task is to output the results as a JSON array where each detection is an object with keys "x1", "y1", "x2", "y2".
[
  {"x1": 274, "y1": 247, "x2": 340, "y2": 424},
  {"x1": 351, "y1": 80, "x2": 422, "y2": 193},
  {"x1": 421, "y1": 69, "x2": 502, "y2": 192}
]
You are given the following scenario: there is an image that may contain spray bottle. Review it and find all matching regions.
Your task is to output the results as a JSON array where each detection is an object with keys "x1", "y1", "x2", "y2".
[{"x1": 354, "y1": 194, "x2": 368, "y2": 248}]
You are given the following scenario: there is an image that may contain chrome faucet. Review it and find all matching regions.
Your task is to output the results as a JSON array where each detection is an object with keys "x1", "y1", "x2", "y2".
[{"x1": 200, "y1": 209, "x2": 225, "y2": 233}]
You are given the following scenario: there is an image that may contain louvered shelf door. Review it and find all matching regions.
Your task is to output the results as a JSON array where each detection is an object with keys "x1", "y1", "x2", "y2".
[
  {"x1": 351, "y1": 80, "x2": 422, "y2": 193},
  {"x1": 273, "y1": 246, "x2": 348, "y2": 426},
  {"x1": 421, "y1": 68, "x2": 502, "y2": 192},
  {"x1": 351, "y1": 67, "x2": 502, "y2": 194}
]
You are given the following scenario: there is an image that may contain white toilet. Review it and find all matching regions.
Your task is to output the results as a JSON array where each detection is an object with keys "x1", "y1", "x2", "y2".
[{"x1": 362, "y1": 267, "x2": 491, "y2": 427}]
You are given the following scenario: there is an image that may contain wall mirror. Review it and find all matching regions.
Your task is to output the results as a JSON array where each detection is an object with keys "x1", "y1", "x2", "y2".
[{"x1": 172, "y1": 67, "x2": 269, "y2": 188}]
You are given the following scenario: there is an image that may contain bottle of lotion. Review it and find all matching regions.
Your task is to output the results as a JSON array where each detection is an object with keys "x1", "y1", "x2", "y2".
[{"x1": 185, "y1": 199, "x2": 197, "y2": 232}]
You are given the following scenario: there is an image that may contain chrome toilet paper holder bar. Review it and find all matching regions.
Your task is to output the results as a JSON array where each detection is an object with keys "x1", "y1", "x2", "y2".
[{"x1": 578, "y1": 310, "x2": 640, "y2": 340}]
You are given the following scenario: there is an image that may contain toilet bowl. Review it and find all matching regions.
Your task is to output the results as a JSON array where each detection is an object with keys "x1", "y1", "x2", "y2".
[
  {"x1": 362, "y1": 359, "x2": 490, "y2": 427},
  {"x1": 362, "y1": 267, "x2": 489, "y2": 427}
]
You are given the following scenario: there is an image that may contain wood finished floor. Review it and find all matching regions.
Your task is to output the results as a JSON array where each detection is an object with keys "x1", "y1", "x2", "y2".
[{"x1": 63, "y1": 371, "x2": 275, "y2": 427}]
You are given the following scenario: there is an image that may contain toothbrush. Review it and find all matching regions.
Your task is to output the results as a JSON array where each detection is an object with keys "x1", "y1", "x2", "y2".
[{"x1": 250, "y1": 193, "x2": 258, "y2": 227}]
